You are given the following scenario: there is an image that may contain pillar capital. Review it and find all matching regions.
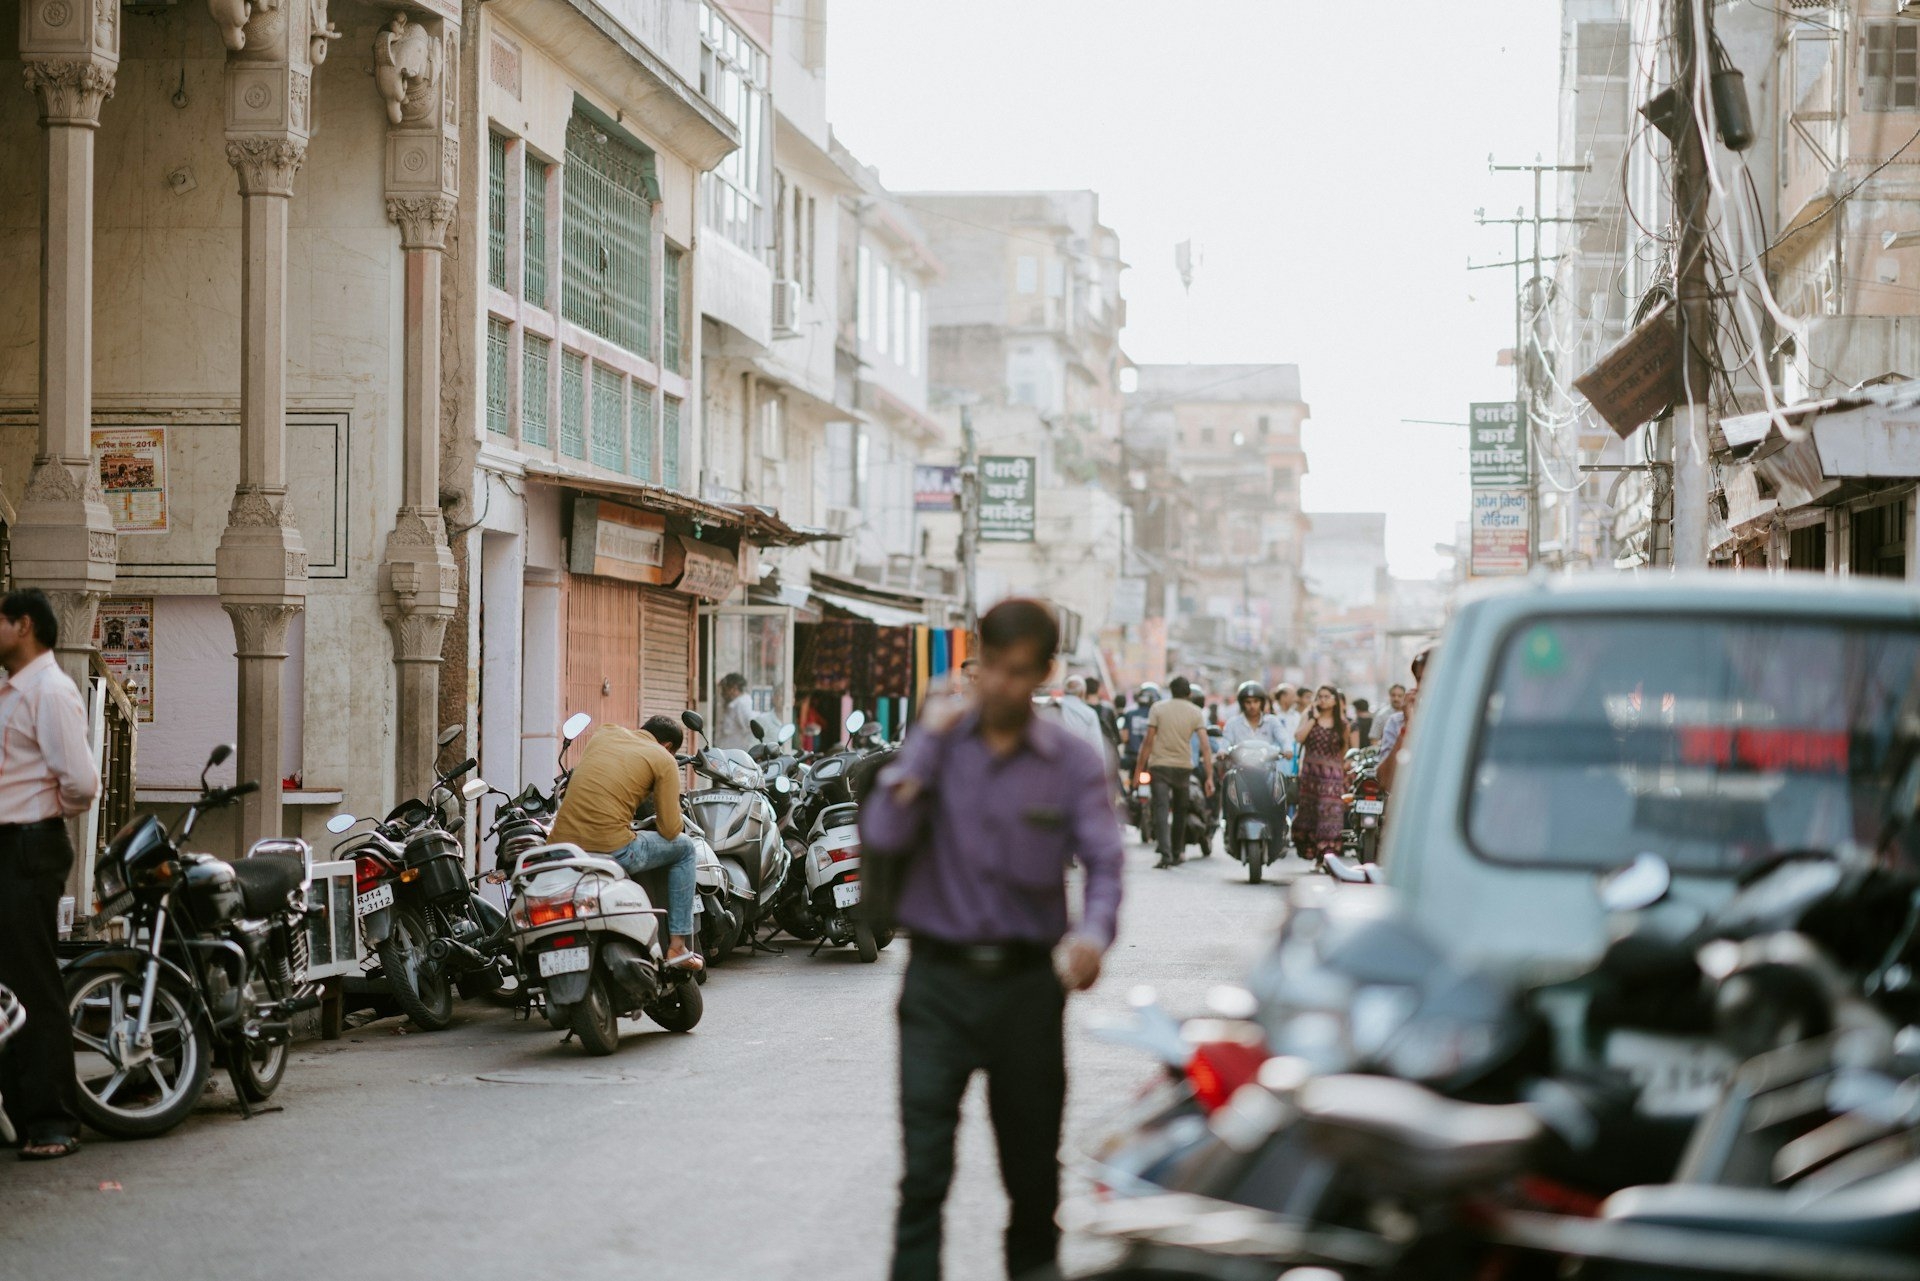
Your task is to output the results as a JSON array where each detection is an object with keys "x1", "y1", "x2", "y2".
[
  {"x1": 21, "y1": 59, "x2": 115, "y2": 127},
  {"x1": 385, "y1": 194, "x2": 457, "y2": 251},
  {"x1": 224, "y1": 135, "x2": 306, "y2": 196},
  {"x1": 221, "y1": 601, "x2": 299, "y2": 659},
  {"x1": 10, "y1": 457, "x2": 117, "y2": 599},
  {"x1": 216, "y1": 486, "x2": 308, "y2": 607}
]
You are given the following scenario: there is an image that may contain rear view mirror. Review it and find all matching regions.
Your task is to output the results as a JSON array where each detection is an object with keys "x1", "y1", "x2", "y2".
[
  {"x1": 438, "y1": 725, "x2": 463, "y2": 749},
  {"x1": 1599, "y1": 852, "x2": 1672, "y2": 913},
  {"x1": 751, "y1": 720, "x2": 766, "y2": 741},
  {"x1": 682, "y1": 710, "x2": 706, "y2": 734},
  {"x1": 778, "y1": 723, "x2": 797, "y2": 744},
  {"x1": 774, "y1": 775, "x2": 792, "y2": 794},
  {"x1": 208, "y1": 743, "x2": 234, "y2": 768},
  {"x1": 846, "y1": 711, "x2": 867, "y2": 734},
  {"x1": 562, "y1": 712, "x2": 592, "y2": 741},
  {"x1": 461, "y1": 778, "x2": 488, "y2": 801},
  {"x1": 325, "y1": 813, "x2": 357, "y2": 834}
]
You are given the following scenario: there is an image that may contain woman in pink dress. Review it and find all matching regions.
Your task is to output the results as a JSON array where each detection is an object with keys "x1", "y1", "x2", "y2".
[{"x1": 1293, "y1": 684, "x2": 1356, "y2": 862}]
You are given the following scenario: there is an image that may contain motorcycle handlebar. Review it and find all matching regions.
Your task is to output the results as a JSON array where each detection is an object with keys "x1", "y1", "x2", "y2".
[{"x1": 441, "y1": 757, "x2": 479, "y2": 785}]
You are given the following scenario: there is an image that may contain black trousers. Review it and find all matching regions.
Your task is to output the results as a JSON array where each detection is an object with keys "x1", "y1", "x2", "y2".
[
  {"x1": 0, "y1": 825, "x2": 79, "y2": 1145},
  {"x1": 893, "y1": 948, "x2": 1066, "y2": 1281},
  {"x1": 1150, "y1": 766, "x2": 1191, "y2": 862}
]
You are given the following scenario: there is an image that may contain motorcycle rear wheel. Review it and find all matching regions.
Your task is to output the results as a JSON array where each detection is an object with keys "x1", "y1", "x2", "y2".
[
  {"x1": 67, "y1": 967, "x2": 211, "y2": 1139},
  {"x1": 377, "y1": 905, "x2": 455, "y2": 1031},
  {"x1": 226, "y1": 1035, "x2": 287, "y2": 1103},
  {"x1": 853, "y1": 918, "x2": 879, "y2": 963},
  {"x1": 648, "y1": 979, "x2": 704, "y2": 1032},
  {"x1": 571, "y1": 974, "x2": 622, "y2": 1056}
]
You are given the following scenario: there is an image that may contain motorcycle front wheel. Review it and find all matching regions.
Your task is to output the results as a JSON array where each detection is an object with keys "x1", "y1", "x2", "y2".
[
  {"x1": 377, "y1": 905, "x2": 455, "y2": 1031},
  {"x1": 1245, "y1": 840, "x2": 1265, "y2": 885},
  {"x1": 571, "y1": 974, "x2": 622, "y2": 1056},
  {"x1": 68, "y1": 967, "x2": 211, "y2": 1139}
]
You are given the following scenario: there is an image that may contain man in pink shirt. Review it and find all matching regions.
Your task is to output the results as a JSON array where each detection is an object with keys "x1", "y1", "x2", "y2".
[{"x1": 0, "y1": 588, "x2": 100, "y2": 1159}]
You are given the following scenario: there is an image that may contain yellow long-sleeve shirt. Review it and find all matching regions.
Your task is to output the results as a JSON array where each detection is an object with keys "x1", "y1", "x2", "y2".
[{"x1": 549, "y1": 725, "x2": 682, "y2": 852}]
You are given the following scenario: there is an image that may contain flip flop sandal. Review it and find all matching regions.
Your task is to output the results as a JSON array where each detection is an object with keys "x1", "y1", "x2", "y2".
[
  {"x1": 665, "y1": 951, "x2": 705, "y2": 974},
  {"x1": 20, "y1": 1136, "x2": 80, "y2": 1161}
]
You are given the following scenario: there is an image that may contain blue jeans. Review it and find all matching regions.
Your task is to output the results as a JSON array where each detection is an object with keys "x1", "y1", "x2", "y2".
[{"x1": 608, "y1": 831, "x2": 697, "y2": 939}]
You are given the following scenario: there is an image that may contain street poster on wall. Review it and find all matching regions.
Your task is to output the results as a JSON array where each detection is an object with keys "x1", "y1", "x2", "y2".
[
  {"x1": 1468, "y1": 402, "x2": 1529, "y2": 489},
  {"x1": 914, "y1": 465, "x2": 960, "y2": 512},
  {"x1": 94, "y1": 597, "x2": 155, "y2": 723},
  {"x1": 92, "y1": 427, "x2": 169, "y2": 534},
  {"x1": 979, "y1": 455, "x2": 1037, "y2": 542},
  {"x1": 1471, "y1": 490, "x2": 1531, "y2": 577}
]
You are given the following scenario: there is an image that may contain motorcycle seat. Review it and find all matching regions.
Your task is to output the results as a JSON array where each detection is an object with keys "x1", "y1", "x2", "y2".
[
  {"x1": 1294, "y1": 1074, "x2": 1543, "y2": 1192},
  {"x1": 231, "y1": 854, "x2": 306, "y2": 915},
  {"x1": 820, "y1": 803, "x2": 860, "y2": 832},
  {"x1": 1601, "y1": 1160, "x2": 1920, "y2": 1253}
]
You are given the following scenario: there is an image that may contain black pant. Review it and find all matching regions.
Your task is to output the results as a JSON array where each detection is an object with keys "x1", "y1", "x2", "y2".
[
  {"x1": 893, "y1": 948, "x2": 1066, "y2": 1281},
  {"x1": 1150, "y1": 766, "x2": 1191, "y2": 862},
  {"x1": 0, "y1": 825, "x2": 78, "y2": 1145}
]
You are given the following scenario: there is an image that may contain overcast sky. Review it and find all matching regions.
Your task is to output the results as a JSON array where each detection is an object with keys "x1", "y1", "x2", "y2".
[{"x1": 825, "y1": 1, "x2": 1564, "y2": 577}]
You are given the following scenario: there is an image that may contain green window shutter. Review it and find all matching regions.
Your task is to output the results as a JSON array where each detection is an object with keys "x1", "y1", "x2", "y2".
[
  {"x1": 522, "y1": 334, "x2": 551, "y2": 447},
  {"x1": 488, "y1": 133, "x2": 508, "y2": 290},
  {"x1": 560, "y1": 351, "x2": 586, "y2": 459},
  {"x1": 629, "y1": 384, "x2": 655, "y2": 480},
  {"x1": 662, "y1": 395, "x2": 682, "y2": 490},
  {"x1": 524, "y1": 160, "x2": 549, "y2": 309},
  {"x1": 662, "y1": 246, "x2": 683, "y2": 373},
  {"x1": 486, "y1": 317, "x2": 511, "y2": 435},
  {"x1": 591, "y1": 363, "x2": 624, "y2": 471},
  {"x1": 561, "y1": 115, "x2": 655, "y2": 358}
]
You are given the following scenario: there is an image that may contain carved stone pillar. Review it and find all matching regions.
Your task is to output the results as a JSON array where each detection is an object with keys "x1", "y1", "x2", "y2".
[
  {"x1": 377, "y1": 12, "x2": 460, "y2": 804},
  {"x1": 17, "y1": 2, "x2": 121, "y2": 690},
  {"x1": 216, "y1": 0, "x2": 316, "y2": 845}
]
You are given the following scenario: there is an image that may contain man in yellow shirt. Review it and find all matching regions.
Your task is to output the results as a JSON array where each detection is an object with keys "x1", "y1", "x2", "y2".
[{"x1": 550, "y1": 715, "x2": 703, "y2": 971}]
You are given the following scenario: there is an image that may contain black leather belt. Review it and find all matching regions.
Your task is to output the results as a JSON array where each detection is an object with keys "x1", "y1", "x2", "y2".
[
  {"x1": 914, "y1": 936, "x2": 1053, "y2": 977},
  {"x1": 0, "y1": 818, "x2": 63, "y2": 833}
]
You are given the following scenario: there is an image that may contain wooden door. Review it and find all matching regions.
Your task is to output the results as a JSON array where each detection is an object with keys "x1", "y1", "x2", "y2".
[{"x1": 565, "y1": 574, "x2": 642, "y2": 736}]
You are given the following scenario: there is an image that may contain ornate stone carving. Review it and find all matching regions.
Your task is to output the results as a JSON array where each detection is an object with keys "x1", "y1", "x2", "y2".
[
  {"x1": 227, "y1": 485, "x2": 297, "y2": 528},
  {"x1": 44, "y1": 590, "x2": 104, "y2": 658},
  {"x1": 209, "y1": 0, "x2": 255, "y2": 53},
  {"x1": 385, "y1": 194, "x2": 457, "y2": 251},
  {"x1": 21, "y1": 458, "x2": 88, "y2": 504},
  {"x1": 233, "y1": 0, "x2": 289, "y2": 62},
  {"x1": 93, "y1": 1, "x2": 115, "y2": 53},
  {"x1": 224, "y1": 136, "x2": 305, "y2": 196},
  {"x1": 385, "y1": 611, "x2": 451, "y2": 662},
  {"x1": 387, "y1": 506, "x2": 445, "y2": 547},
  {"x1": 22, "y1": 60, "x2": 116, "y2": 126},
  {"x1": 374, "y1": 12, "x2": 438, "y2": 126},
  {"x1": 308, "y1": 0, "x2": 341, "y2": 63},
  {"x1": 222, "y1": 602, "x2": 299, "y2": 658},
  {"x1": 288, "y1": 70, "x2": 309, "y2": 130},
  {"x1": 88, "y1": 531, "x2": 117, "y2": 564}
]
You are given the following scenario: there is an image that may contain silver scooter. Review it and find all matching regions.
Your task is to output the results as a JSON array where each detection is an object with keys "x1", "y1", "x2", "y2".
[{"x1": 684, "y1": 729, "x2": 793, "y2": 956}]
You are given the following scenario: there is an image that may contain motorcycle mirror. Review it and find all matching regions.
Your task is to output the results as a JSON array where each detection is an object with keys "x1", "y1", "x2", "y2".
[
  {"x1": 461, "y1": 778, "x2": 489, "y2": 801},
  {"x1": 751, "y1": 720, "x2": 766, "y2": 741},
  {"x1": 778, "y1": 722, "x2": 797, "y2": 744},
  {"x1": 682, "y1": 709, "x2": 706, "y2": 734},
  {"x1": 846, "y1": 710, "x2": 867, "y2": 734},
  {"x1": 775, "y1": 775, "x2": 792, "y2": 794},
  {"x1": 1598, "y1": 852, "x2": 1673, "y2": 913},
  {"x1": 201, "y1": 743, "x2": 235, "y2": 791},
  {"x1": 325, "y1": 813, "x2": 358, "y2": 834},
  {"x1": 437, "y1": 724, "x2": 464, "y2": 749},
  {"x1": 562, "y1": 712, "x2": 592, "y2": 741}
]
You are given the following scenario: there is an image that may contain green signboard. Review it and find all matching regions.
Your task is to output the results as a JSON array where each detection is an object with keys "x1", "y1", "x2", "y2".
[
  {"x1": 979, "y1": 455, "x2": 1037, "y2": 543},
  {"x1": 1469, "y1": 401, "x2": 1529, "y2": 488}
]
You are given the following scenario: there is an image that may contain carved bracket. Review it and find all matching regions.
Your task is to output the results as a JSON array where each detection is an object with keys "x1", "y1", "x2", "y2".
[{"x1": 374, "y1": 12, "x2": 439, "y2": 126}]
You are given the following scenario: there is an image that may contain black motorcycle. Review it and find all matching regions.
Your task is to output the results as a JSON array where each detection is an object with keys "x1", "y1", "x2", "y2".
[
  {"x1": 1218, "y1": 740, "x2": 1291, "y2": 883},
  {"x1": 65, "y1": 744, "x2": 320, "y2": 1138}
]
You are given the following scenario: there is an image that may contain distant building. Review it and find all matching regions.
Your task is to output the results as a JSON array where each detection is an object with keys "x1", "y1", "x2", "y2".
[{"x1": 1302, "y1": 513, "x2": 1390, "y2": 694}]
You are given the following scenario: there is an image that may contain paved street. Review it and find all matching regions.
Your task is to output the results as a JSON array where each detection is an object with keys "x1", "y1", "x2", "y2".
[{"x1": 0, "y1": 835, "x2": 1300, "y2": 1281}]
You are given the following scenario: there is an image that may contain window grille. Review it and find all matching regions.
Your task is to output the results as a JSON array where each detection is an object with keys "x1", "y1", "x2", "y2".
[
  {"x1": 663, "y1": 246, "x2": 684, "y2": 373},
  {"x1": 591, "y1": 363, "x2": 624, "y2": 471},
  {"x1": 561, "y1": 351, "x2": 586, "y2": 459},
  {"x1": 488, "y1": 132, "x2": 508, "y2": 289},
  {"x1": 630, "y1": 385, "x2": 655, "y2": 480},
  {"x1": 486, "y1": 318, "x2": 511, "y2": 435},
  {"x1": 525, "y1": 159, "x2": 549, "y2": 309},
  {"x1": 562, "y1": 115, "x2": 654, "y2": 357},
  {"x1": 662, "y1": 396, "x2": 682, "y2": 490},
  {"x1": 523, "y1": 334, "x2": 551, "y2": 447}
]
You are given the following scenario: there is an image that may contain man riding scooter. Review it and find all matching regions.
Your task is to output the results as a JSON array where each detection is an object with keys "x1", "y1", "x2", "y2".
[{"x1": 547, "y1": 714, "x2": 705, "y2": 973}]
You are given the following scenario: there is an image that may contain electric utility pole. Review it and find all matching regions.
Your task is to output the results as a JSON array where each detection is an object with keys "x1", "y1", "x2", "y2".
[
  {"x1": 1669, "y1": 0, "x2": 1715, "y2": 569},
  {"x1": 959, "y1": 401, "x2": 980, "y2": 632}
]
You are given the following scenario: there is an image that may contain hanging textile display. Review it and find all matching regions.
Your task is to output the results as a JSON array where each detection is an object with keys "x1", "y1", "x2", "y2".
[
  {"x1": 914, "y1": 627, "x2": 932, "y2": 698},
  {"x1": 930, "y1": 628, "x2": 951, "y2": 680},
  {"x1": 873, "y1": 626, "x2": 914, "y2": 698},
  {"x1": 811, "y1": 621, "x2": 856, "y2": 693}
]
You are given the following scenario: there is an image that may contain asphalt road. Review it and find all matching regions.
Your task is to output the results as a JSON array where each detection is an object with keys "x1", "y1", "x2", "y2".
[{"x1": 0, "y1": 835, "x2": 1304, "y2": 1281}]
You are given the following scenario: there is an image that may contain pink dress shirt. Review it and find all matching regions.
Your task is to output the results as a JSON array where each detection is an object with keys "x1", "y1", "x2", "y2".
[{"x1": 0, "y1": 651, "x2": 101, "y2": 823}]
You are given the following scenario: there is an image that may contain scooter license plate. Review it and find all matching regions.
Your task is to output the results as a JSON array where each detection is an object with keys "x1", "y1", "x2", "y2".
[
  {"x1": 355, "y1": 884, "x2": 394, "y2": 917},
  {"x1": 1354, "y1": 799, "x2": 1385, "y2": 816},
  {"x1": 538, "y1": 945, "x2": 591, "y2": 978},
  {"x1": 832, "y1": 881, "x2": 861, "y2": 909}
]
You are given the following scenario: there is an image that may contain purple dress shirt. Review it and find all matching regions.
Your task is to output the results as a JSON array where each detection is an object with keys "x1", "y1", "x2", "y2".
[{"x1": 860, "y1": 709, "x2": 1124, "y2": 950}]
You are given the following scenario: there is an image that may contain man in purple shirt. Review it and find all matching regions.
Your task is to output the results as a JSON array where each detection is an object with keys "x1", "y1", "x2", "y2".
[{"x1": 862, "y1": 598, "x2": 1124, "y2": 1281}]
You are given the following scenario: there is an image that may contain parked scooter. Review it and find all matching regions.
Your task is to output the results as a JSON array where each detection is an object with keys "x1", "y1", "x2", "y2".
[
  {"x1": 65, "y1": 745, "x2": 320, "y2": 1138},
  {"x1": 1218, "y1": 739, "x2": 1292, "y2": 884},
  {"x1": 683, "y1": 712, "x2": 794, "y2": 955}
]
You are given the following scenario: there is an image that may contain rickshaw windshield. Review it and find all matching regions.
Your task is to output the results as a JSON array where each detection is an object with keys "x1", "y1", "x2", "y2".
[{"x1": 1466, "y1": 615, "x2": 1920, "y2": 874}]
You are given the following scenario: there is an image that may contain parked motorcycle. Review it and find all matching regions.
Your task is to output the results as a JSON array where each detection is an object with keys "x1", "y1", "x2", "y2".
[
  {"x1": 1341, "y1": 746, "x2": 1386, "y2": 863},
  {"x1": 504, "y1": 838, "x2": 704, "y2": 1055},
  {"x1": 1218, "y1": 739, "x2": 1291, "y2": 883},
  {"x1": 325, "y1": 726, "x2": 496, "y2": 1030},
  {"x1": 683, "y1": 711, "x2": 793, "y2": 956},
  {"x1": 0, "y1": 983, "x2": 24, "y2": 1145},
  {"x1": 772, "y1": 711, "x2": 897, "y2": 960},
  {"x1": 64, "y1": 744, "x2": 320, "y2": 1138}
]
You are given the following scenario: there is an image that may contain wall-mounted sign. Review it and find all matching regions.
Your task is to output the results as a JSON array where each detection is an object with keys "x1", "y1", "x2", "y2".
[
  {"x1": 1573, "y1": 300, "x2": 1678, "y2": 439},
  {"x1": 666, "y1": 536, "x2": 738, "y2": 600},
  {"x1": 1469, "y1": 403, "x2": 1529, "y2": 489},
  {"x1": 1470, "y1": 489, "x2": 1531, "y2": 576},
  {"x1": 915, "y1": 464, "x2": 960, "y2": 512},
  {"x1": 92, "y1": 426, "x2": 168, "y2": 534},
  {"x1": 94, "y1": 597, "x2": 154, "y2": 722},
  {"x1": 569, "y1": 498, "x2": 666, "y2": 584},
  {"x1": 979, "y1": 455, "x2": 1037, "y2": 543}
]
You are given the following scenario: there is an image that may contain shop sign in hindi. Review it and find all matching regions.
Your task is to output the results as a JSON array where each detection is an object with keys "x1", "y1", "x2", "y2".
[
  {"x1": 914, "y1": 464, "x2": 960, "y2": 512},
  {"x1": 1471, "y1": 490, "x2": 1531, "y2": 577},
  {"x1": 95, "y1": 597, "x2": 155, "y2": 723},
  {"x1": 93, "y1": 427, "x2": 168, "y2": 534},
  {"x1": 979, "y1": 455, "x2": 1037, "y2": 543},
  {"x1": 1468, "y1": 402, "x2": 1529, "y2": 489}
]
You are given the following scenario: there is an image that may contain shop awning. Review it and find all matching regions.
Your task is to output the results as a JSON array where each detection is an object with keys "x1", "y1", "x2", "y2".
[
  {"x1": 1716, "y1": 380, "x2": 1920, "y2": 532},
  {"x1": 812, "y1": 589, "x2": 928, "y2": 628},
  {"x1": 523, "y1": 461, "x2": 838, "y2": 547}
]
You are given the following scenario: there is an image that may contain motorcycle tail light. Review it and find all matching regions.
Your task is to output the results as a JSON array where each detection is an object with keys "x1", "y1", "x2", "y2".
[
  {"x1": 527, "y1": 900, "x2": 576, "y2": 926},
  {"x1": 548, "y1": 934, "x2": 579, "y2": 949},
  {"x1": 828, "y1": 844, "x2": 862, "y2": 863},
  {"x1": 1187, "y1": 1040, "x2": 1268, "y2": 1113},
  {"x1": 354, "y1": 856, "x2": 384, "y2": 893},
  {"x1": 1360, "y1": 778, "x2": 1380, "y2": 800}
]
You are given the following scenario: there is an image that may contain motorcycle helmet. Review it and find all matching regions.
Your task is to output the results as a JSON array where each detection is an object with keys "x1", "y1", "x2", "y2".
[
  {"x1": 1135, "y1": 682, "x2": 1161, "y2": 707},
  {"x1": 1236, "y1": 681, "x2": 1266, "y2": 706}
]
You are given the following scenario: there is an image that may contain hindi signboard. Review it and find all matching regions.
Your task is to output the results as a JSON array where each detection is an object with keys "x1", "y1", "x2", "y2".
[
  {"x1": 914, "y1": 464, "x2": 960, "y2": 512},
  {"x1": 1469, "y1": 402, "x2": 1529, "y2": 488},
  {"x1": 94, "y1": 597, "x2": 155, "y2": 722},
  {"x1": 979, "y1": 455, "x2": 1037, "y2": 543},
  {"x1": 92, "y1": 427, "x2": 169, "y2": 534},
  {"x1": 1470, "y1": 490, "x2": 1531, "y2": 577}
]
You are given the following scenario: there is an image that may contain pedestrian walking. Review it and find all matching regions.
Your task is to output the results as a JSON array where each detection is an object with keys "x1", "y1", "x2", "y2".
[
  {"x1": 1057, "y1": 675, "x2": 1107, "y2": 760},
  {"x1": 1292, "y1": 684, "x2": 1354, "y2": 862},
  {"x1": 861, "y1": 598, "x2": 1123, "y2": 1281},
  {"x1": 1351, "y1": 698, "x2": 1374, "y2": 746},
  {"x1": 0, "y1": 588, "x2": 99, "y2": 1160},
  {"x1": 1135, "y1": 675, "x2": 1212, "y2": 868},
  {"x1": 713, "y1": 671, "x2": 757, "y2": 751},
  {"x1": 1084, "y1": 675, "x2": 1122, "y2": 752},
  {"x1": 1370, "y1": 684, "x2": 1407, "y2": 745}
]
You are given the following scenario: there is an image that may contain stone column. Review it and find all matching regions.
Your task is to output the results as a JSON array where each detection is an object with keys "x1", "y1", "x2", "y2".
[
  {"x1": 216, "y1": 0, "x2": 318, "y2": 845},
  {"x1": 377, "y1": 12, "x2": 460, "y2": 804},
  {"x1": 16, "y1": 1, "x2": 121, "y2": 688}
]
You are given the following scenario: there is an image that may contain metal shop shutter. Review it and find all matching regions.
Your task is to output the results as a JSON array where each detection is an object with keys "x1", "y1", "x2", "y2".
[
  {"x1": 565, "y1": 574, "x2": 642, "y2": 735},
  {"x1": 639, "y1": 587, "x2": 694, "y2": 723}
]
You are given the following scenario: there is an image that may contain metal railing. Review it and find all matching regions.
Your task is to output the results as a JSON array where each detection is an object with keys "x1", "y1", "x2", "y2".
[{"x1": 90, "y1": 653, "x2": 137, "y2": 855}]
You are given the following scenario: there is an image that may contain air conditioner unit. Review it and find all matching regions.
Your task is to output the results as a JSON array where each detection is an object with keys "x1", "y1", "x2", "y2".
[{"x1": 773, "y1": 279, "x2": 800, "y2": 336}]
